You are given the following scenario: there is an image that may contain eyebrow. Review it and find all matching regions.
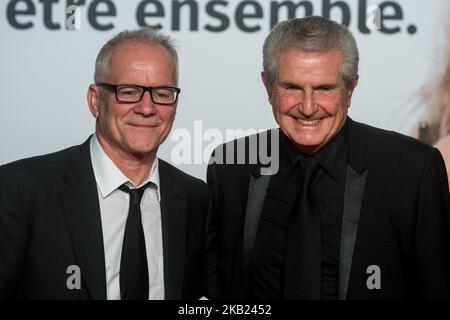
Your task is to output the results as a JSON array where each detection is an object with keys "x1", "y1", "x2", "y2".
[
  {"x1": 313, "y1": 83, "x2": 338, "y2": 90},
  {"x1": 278, "y1": 81, "x2": 301, "y2": 89},
  {"x1": 115, "y1": 83, "x2": 177, "y2": 87},
  {"x1": 279, "y1": 81, "x2": 338, "y2": 90}
]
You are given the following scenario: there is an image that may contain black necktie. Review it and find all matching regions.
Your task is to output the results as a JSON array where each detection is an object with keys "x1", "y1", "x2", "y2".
[
  {"x1": 119, "y1": 183, "x2": 150, "y2": 300},
  {"x1": 284, "y1": 156, "x2": 321, "y2": 299}
]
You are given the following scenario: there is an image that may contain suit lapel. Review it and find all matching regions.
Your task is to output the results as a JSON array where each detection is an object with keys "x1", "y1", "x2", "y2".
[
  {"x1": 60, "y1": 138, "x2": 107, "y2": 300},
  {"x1": 338, "y1": 165, "x2": 367, "y2": 300},
  {"x1": 159, "y1": 161, "x2": 186, "y2": 299},
  {"x1": 242, "y1": 129, "x2": 279, "y2": 269},
  {"x1": 240, "y1": 171, "x2": 271, "y2": 296},
  {"x1": 338, "y1": 118, "x2": 368, "y2": 300},
  {"x1": 242, "y1": 174, "x2": 271, "y2": 263}
]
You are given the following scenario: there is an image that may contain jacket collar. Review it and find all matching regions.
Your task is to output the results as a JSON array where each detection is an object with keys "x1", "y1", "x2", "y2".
[
  {"x1": 346, "y1": 117, "x2": 367, "y2": 174},
  {"x1": 158, "y1": 160, "x2": 187, "y2": 299},
  {"x1": 60, "y1": 137, "x2": 191, "y2": 299},
  {"x1": 60, "y1": 136, "x2": 107, "y2": 300},
  {"x1": 244, "y1": 118, "x2": 368, "y2": 299}
]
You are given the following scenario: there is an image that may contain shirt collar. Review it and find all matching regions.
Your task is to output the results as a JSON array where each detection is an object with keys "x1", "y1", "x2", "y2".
[
  {"x1": 279, "y1": 117, "x2": 349, "y2": 181},
  {"x1": 90, "y1": 134, "x2": 161, "y2": 201},
  {"x1": 313, "y1": 118, "x2": 349, "y2": 180},
  {"x1": 279, "y1": 129, "x2": 303, "y2": 176}
]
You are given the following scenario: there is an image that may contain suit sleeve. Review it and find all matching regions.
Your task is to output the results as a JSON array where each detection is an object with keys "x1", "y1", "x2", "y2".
[
  {"x1": 414, "y1": 147, "x2": 450, "y2": 298},
  {"x1": 0, "y1": 166, "x2": 28, "y2": 298}
]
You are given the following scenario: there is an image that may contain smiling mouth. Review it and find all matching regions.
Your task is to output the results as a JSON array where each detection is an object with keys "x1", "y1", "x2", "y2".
[
  {"x1": 297, "y1": 119, "x2": 321, "y2": 126},
  {"x1": 128, "y1": 123, "x2": 159, "y2": 128}
]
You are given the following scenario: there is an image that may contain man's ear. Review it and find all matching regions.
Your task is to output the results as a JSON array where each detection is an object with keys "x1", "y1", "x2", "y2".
[
  {"x1": 261, "y1": 71, "x2": 273, "y2": 104},
  {"x1": 345, "y1": 76, "x2": 359, "y2": 108},
  {"x1": 347, "y1": 76, "x2": 359, "y2": 100},
  {"x1": 87, "y1": 84, "x2": 100, "y2": 118}
]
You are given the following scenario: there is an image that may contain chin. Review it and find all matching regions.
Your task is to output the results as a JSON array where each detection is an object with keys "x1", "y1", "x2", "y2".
[
  {"x1": 288, "y1": 134, "x2": 325, "y2": 152},
  {"x1": 287, "y1": 127, "x2": 322, "y2": 143},
  {"x1": 127, "y1": 142, "x2": 158, "y2": 156}
]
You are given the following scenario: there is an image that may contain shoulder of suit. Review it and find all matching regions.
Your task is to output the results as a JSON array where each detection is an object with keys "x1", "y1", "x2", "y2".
[
  {"x1": 158, "y1": 158, "x2": 206, "y2": 189},
  {"x1": 213, "y1": 128, "x2": 278, "y2": 150},
  {"x1": 0, "y1": 143, "x2": 86, "y2": 181},
  {"x1": 351, "y1": 120, "x2": 435, "y2": 158},
  {"x1": 209, "y1": 128, "x2": 278, "y2": 162}
]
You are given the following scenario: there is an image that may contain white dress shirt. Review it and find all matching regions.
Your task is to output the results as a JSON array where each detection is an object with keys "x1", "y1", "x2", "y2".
[{"x1": 90, "y1": 134, "x2": 165, "y2": 300}]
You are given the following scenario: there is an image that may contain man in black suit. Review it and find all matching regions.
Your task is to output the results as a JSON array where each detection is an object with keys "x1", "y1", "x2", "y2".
[
  {"x1": 0, "y1": 28, "x2": 209, "y2": 299},
  {"x1": 206, "y1": 16, "x2": 450, "y2": 299}
]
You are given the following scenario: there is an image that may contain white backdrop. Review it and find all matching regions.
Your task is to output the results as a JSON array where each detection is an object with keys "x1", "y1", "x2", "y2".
[{"x1": 0, "y1": 0, "x2": 446, "y2": 180}]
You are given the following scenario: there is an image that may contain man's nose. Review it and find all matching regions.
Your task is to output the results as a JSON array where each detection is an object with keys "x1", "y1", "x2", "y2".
[
  {"x1": 298, "y1": 91, "x2": 317, "y2": 116},
  {"x1": 135, "y1": 91, "x2": 157, "y2": 115}
]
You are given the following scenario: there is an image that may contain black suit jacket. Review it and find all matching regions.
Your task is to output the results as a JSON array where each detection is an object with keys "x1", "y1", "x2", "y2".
[
  {"x1": 206, "y1": 118, "x2": 450, "y2": 299},
  {"x1": 0, "y1": 137, "x2": 209, "y2": 299}
]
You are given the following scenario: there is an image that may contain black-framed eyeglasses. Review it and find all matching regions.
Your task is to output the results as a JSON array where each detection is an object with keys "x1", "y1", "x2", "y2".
[{"x1": 96, "y1": 82, "x2": 181, "y2": 105}]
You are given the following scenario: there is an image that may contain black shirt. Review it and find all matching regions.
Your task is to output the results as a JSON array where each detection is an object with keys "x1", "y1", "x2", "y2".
[{"x1": 250, "y1": 119, "x2": 349, "y2": 299}]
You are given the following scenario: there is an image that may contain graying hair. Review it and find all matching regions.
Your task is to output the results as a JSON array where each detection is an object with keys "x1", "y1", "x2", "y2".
[
  {"x1": 263, "y1": 16, "x2": 359, "y2": 89},
  {"x1": 94, "y1": 27, "x2": 178, "y2": 83}
]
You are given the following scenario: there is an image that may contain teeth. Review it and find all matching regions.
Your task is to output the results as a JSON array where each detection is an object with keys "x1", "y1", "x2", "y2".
[{"x1": 298, "y1": 119, "x2": 319, "y2": 125}]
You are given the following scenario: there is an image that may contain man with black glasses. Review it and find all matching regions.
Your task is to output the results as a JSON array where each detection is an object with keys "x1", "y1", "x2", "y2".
[{"x1": 0, "y1": 28, "x2": 209, "y2": 300}]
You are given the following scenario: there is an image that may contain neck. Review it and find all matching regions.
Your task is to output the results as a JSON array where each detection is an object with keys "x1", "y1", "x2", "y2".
[{"x1": 96, "y1": 134, "x2": 156, "y2": 187}]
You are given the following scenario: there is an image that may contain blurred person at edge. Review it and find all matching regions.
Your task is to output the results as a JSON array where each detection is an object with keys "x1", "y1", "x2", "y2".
[{"x1": 414, "y1": 16, "x2": 450, "y2": 191}]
